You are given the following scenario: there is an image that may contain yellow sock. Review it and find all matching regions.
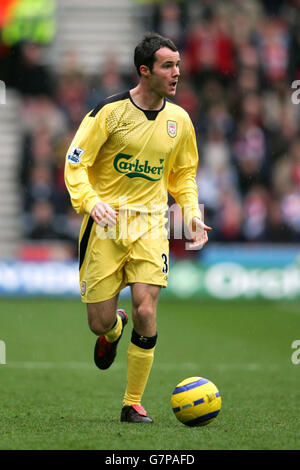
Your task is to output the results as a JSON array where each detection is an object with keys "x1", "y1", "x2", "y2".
[
  {"x1": 105, "y1": 314, "x2": 122, "y2": 343},
  {"x1": 123, "y1": 341, "x2": 156, "y2": 406}
]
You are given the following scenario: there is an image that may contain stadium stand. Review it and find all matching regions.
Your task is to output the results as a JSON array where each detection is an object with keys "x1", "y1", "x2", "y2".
[
  {"x1": 0, "y1": 0, "x2": 300, "y2": 261},
  {"x1": 50, "y1": 0, "x2": 144, "y2": 74}
]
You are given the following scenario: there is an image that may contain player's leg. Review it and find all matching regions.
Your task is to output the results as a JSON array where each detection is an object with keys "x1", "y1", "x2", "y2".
[
  {"x1": 131, "y1": 282, "x2": 159, "y2": 337},
  {"x1": 87, "y1": 295, "x2": 119, "y2": 336},
  {"x1": 84, "y1": 264, "x2": 129, "y2": 371},
  {"x1": 121, "y1": 282, "x2": 160, "y2": 423},
  {"x1": 120, "y1": 230, "x2": 168, "y2": 423},
  {"x1": 78, "y1": 216, "x2": 129, "y2": 370},
  {"x1": 87, "y1": 296, "x2": 128, "y2": 370}
]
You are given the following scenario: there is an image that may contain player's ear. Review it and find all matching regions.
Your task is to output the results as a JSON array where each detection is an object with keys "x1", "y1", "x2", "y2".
[{"x1": 140, "y1": 65, "x2": 150, "y2": 78}]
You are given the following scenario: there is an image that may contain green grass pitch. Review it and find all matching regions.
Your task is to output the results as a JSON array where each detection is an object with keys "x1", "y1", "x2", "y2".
[{"x1": 0, "y1": 296, "x2": 299, "y2": 450}]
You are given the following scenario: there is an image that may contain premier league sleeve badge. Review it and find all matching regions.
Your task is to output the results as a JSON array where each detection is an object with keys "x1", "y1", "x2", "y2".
[{"x1": 67, "y1": 146, "x2": 85, "y2": 164}]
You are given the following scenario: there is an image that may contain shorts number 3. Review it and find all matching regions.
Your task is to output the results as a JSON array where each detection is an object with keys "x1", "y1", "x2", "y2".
[{"x1": 162, "y1": 253, "x2": 168, "y2": 274}]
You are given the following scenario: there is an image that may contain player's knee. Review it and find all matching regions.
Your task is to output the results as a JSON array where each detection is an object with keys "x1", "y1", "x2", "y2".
[
  {"x1": 134, "y1": 303, "x2": 156, "y2": 327},
  {"x1": 87, "y1": 314, "x2": 114, "y2": 336}
]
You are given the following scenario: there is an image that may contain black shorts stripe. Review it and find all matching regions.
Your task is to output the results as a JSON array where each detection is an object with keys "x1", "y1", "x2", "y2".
[{"x1": 79, "y1": 216, "x2": 94, "y2": 270}]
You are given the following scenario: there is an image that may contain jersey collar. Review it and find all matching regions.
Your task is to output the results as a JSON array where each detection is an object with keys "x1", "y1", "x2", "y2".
[{"x1": 128, "y1": 91, "x2": 166, "y2": 121}]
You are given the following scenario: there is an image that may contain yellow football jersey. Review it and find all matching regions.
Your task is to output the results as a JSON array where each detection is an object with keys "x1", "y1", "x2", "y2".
[{"x1": 64, "y1": 90, "x2": 201, "y2": 227}]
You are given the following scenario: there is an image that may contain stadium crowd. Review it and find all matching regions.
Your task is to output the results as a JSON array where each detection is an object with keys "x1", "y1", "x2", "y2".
[{"x1": 1, "y1": 0, "x2": 300, "y2": 259}]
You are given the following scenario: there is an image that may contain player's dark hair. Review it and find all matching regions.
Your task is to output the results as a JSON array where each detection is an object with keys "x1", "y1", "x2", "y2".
[{"x1": 134, "y1": 32, "x2": 178, "y2": 76}]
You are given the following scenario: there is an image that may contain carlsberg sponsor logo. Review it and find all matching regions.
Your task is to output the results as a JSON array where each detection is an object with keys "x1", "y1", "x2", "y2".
[{"x1": 114, "y1": 153, "x2": 165, "y2": 181}]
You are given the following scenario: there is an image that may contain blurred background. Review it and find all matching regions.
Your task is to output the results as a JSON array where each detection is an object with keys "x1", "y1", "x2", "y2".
[{"x1": 0, "y1": 0, "x2": 300, "y2": 300}]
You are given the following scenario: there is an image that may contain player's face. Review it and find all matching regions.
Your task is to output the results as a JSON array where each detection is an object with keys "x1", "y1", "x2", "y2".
[{"x1": 149, "y1": 47, "x2": 180, "y2": 98}]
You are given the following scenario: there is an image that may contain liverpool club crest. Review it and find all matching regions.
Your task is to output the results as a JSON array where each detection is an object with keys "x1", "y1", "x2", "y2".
[
  {"x1": 80, "y1": 281, "x2": 86, "y2": 296},
  {"x1": 167, "y1": 120, "x2": 177, "y2": 138}
]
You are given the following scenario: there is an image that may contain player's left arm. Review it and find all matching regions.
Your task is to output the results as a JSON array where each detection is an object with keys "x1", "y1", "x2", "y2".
[{"x1": 168, "y1": 116, "x2": 212, "y2": 249}]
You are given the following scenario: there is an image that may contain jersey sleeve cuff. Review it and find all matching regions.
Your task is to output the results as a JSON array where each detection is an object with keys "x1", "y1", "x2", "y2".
[
  {"x1": 183, "y1": 206, "x2": 202, "y2": 228},
  {"x1": 84, "y1": 196, "x2": 102, "y2": 215}
]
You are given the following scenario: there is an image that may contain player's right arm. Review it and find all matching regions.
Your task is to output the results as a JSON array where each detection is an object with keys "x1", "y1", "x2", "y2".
[{"x1": 64, "y1": 109, "x2": 117, "y2": 225}]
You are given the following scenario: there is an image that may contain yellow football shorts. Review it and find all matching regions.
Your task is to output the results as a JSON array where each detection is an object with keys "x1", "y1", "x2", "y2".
[{"x1": 78, "y1": 211, "x2": 169, "y2": 303}]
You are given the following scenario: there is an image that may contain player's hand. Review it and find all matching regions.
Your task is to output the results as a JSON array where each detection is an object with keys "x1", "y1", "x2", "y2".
[
  {"x1": 91, "y1": 201, "x2": 118, "y2": 227},
  {"x1": 186, "y1": 216, "x2": 212, "y2": 250}
]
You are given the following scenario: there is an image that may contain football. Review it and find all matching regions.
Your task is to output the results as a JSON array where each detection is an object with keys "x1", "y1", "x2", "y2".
[{"x1": 171, "y1": 376, "x2": 222, "y2": 426}]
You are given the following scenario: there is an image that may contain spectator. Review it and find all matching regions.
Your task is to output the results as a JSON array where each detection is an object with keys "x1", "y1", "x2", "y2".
[
  {"x1": 12, "y1": 41, "x2": 54, "y2": 97},
  {"x1": 21, "y1": 95, "x2": 67, "y2": 137},
  {"x1": 232, "y1": 120, "x2": 268, "y2": 195},
  {"x1": 242, "y1": 185, "x2": 270, "y2": 241},
  {"x1": 288, "y1": 9, "x2": 300, "y2": 81},
  {"x1": 280, "y1": 185, "x2": 300, "y2": 238},
  {"x1": 20, "y1": 126, "x2": 53, "y2": 188},
  {"x1": 55, "y1": 71, "x2": 88, "y2": 126},
  {"x1": 152, "y1": 1, "x2": 187, "y2": 50},
  {"x1": 184, "y1": 11, "x2": 236, "y2": 88},
  {"x1": 86, "y1": 55, "x2": 129, "y2": 110},
  {"x1": 174, "y1": 78, "x2": 200, "y2": 123},
  {"x1": 216, "y1": 187, "x2": 243, "y2": 241},
  {"x1": 255, "y1": 16, "x2": 290, "y2": 87},
  {"x1": 24, "y1": 200, "x2": 61, "y2": 240}
]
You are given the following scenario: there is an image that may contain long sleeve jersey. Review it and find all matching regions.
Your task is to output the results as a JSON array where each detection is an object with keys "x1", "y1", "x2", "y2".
[{"x1": 64, "y1": 90, "x2": 201, "y2": 227}]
